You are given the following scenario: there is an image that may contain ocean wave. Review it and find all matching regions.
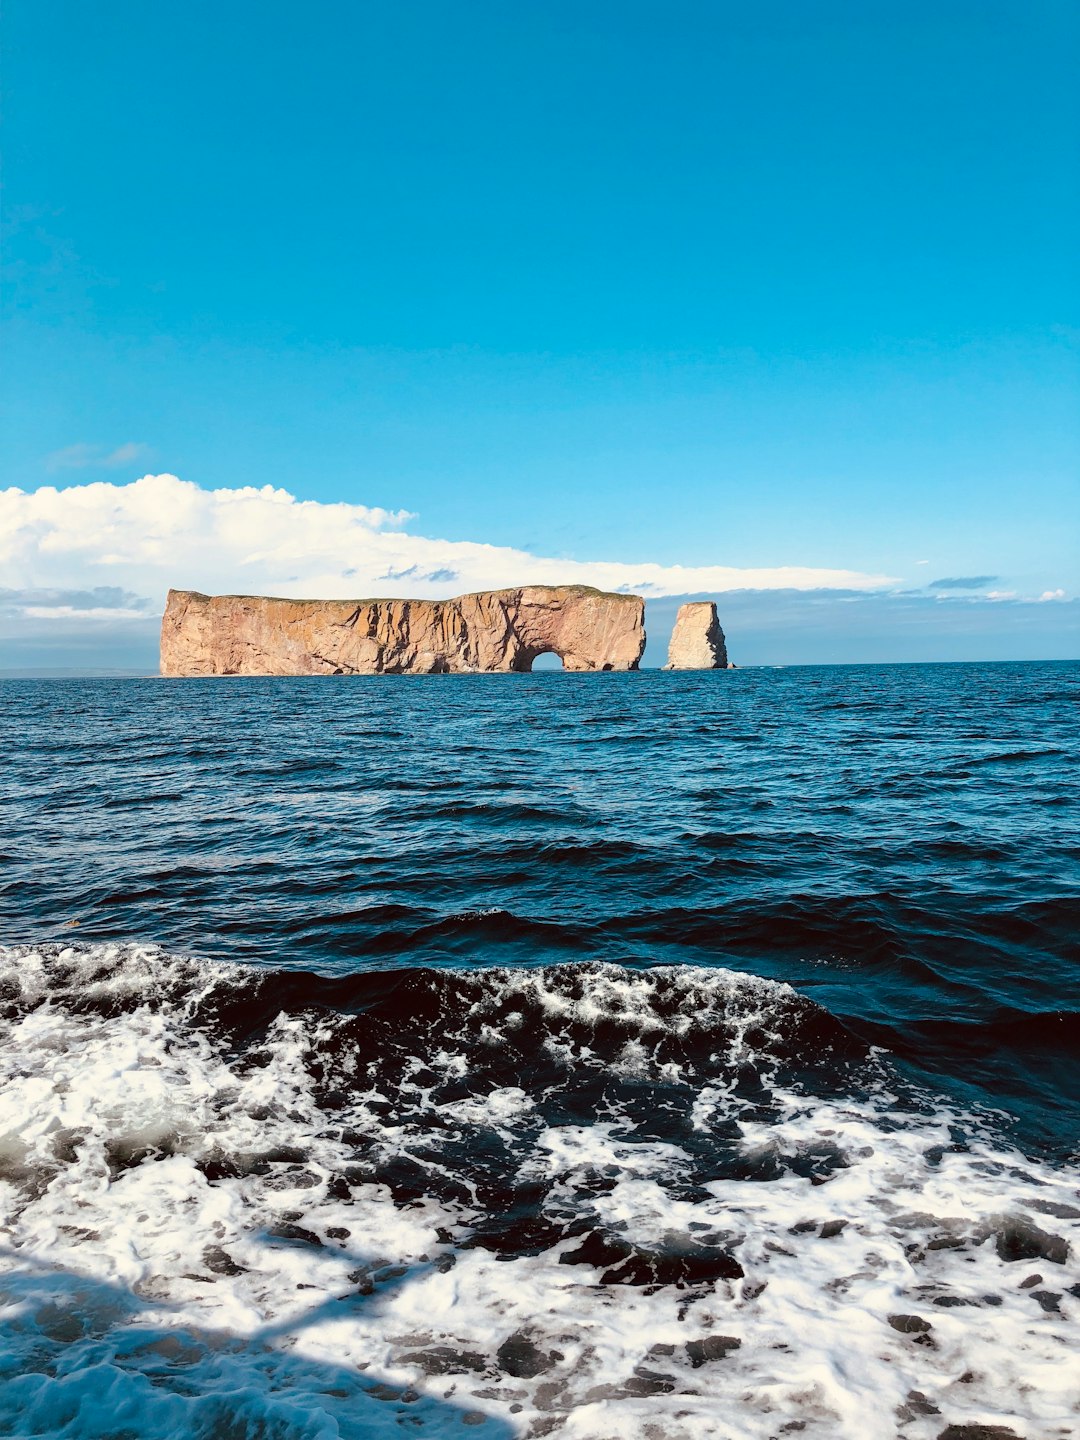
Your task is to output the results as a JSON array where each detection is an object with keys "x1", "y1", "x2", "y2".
[{"x1": 1, "y1": 942, "x2": 1077, "y2": 1439}]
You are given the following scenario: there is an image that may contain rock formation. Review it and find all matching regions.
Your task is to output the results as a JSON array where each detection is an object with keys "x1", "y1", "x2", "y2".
[
  {"x1": 161, "y1": 586, "x2": 646, "y2": 676},
  {"x1": 664, "y1": 602, "x2": 729, "y2": 669}
]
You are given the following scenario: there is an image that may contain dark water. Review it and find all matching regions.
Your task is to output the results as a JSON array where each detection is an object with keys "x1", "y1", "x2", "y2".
[
  {"x1": 4, "y1": 663, "x2": 1078, "y2": 1151},
  {"x1": 1, "y1": 663, "x2": 1078, "y2": 1439}
]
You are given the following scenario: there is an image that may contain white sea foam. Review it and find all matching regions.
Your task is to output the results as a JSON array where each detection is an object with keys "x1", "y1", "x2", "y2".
[{"x1": 0, "y1": 943, "x2": 1077, "y2": 1439}]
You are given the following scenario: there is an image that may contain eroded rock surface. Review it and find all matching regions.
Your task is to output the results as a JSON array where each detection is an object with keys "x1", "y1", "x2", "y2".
[
  {"x1": 664, "y1": 602, "x2": 728, "y2": 670},
  {"x1": 161, "y1": 586, "x2": 645, "y2": 675}
]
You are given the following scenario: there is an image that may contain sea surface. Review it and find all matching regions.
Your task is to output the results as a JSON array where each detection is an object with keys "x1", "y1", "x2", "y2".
[{"x1": 1, "y1": 662, "x2": 1078, "y2": 1440}]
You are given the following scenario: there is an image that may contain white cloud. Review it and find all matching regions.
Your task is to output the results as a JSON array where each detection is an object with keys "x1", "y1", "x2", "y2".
[
  {"x1": 0, "y1": 583, "x2": 151, "y2": 620},
  {"x1": 1037, "y1": 588, "x2": 1066, "y2": 602},
  {"x1": 44, "y1": 442, "x2": 151, "y2": 472},
  {"x1": 1, "y1": 474, "x2": 896, "y2": 617},
  {"x1": 21, "y1": 605, "x2": 150, "y2": 620}
]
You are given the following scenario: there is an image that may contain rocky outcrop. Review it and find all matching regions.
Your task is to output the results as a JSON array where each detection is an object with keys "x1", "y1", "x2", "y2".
[
  {"x1": 664, "y1": 602, "x2": 729, "y2": 669},
  {"x1": 161, "y1": 586, "x2": 645, "y2": 676}
]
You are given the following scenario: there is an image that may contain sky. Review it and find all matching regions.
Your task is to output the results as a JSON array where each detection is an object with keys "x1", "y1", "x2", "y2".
[{"x1": 2, "y1": 0, "x2": 1078, "y2": 668}]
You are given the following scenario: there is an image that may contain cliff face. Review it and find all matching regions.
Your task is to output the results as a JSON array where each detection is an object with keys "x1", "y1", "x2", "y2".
[
  {"x1": 664, "y1": 602, "x2": 729, "y2": 669},
  {"x1": 161, "y1": 586, "x2": 645, "y2": 676}
]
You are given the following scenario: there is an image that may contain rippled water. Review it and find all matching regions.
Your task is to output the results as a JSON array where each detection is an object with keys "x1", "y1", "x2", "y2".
[{"x1": 1, "y1": 663, "x2": 1078, "y2": 1439}]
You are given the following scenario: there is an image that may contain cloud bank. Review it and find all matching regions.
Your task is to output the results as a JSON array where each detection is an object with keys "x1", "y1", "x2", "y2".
[
  {"x1": 3, "y1": 476, "x2": 1071, "y2": 670},
  {"x1": 1, "y1": 474, "x2": 895, "y2": 618}
]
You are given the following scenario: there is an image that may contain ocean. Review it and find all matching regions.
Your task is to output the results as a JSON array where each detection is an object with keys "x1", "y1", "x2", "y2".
[{"x1": 1, "y1": 662, "x2": 1077, "y2": 1439}]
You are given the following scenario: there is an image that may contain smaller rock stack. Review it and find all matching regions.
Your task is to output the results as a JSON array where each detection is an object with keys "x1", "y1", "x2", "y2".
[{"x1": 664, "y1": 602, "x2": 729, "y2": 670}]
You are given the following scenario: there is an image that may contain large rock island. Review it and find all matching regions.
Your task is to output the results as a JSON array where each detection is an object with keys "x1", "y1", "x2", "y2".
[{"x1": 161, "y1": 586, "x2": 646, "y2": 675}]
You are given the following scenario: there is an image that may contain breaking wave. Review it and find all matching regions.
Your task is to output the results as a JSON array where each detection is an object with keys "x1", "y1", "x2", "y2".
[{"x1": 1, "y1": 943, "x2": 1077, "y2": 1440}]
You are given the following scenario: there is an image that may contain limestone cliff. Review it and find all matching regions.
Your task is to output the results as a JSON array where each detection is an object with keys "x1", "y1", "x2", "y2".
[
  {"x1": 161, "y1": 586, "x2": 645, "y2": 676},
  {"x1": 664, "y1": 602, "x2": 729, "y2": 670}
]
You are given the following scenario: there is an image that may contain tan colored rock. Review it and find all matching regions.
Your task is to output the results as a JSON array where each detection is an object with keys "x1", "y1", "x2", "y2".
[
  {"x1": 664, "y1": 602, "x2": 729, "y2": 669},
  {"x1": 160, "y1": 586, "x2": 645, "y2": 676}
]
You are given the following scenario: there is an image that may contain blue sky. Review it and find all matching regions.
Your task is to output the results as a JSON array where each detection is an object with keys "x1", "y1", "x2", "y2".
[{"x1": 2, "y1": 0, "x2": 1077, "y2": 666}]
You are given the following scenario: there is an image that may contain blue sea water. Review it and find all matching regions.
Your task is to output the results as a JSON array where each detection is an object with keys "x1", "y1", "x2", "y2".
[{"x1": 1, "y1": 662, "x2": 1078, "y2": 1439}]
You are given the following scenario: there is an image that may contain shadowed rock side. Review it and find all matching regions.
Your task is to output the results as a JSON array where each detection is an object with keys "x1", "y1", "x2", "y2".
[
  {"x1": 161, "y1": 586, "x2": 645, "y2": 675},
  {"x1": 664, "y1": 602, "x2": 729, "y2": 669}
]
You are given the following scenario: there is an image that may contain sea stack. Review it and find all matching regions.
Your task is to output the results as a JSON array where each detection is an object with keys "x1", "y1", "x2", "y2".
[
  {"x1": 161, "y1": 585, "x2": 646, "y2": 675},
  {"x1": 664, "y1": 602, "x2": 729, "y2": 669}
]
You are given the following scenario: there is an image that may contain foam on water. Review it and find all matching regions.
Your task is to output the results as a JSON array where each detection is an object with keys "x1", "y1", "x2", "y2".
[{"x1": 1, "y1": 943, "x2": 1077, "y2": 1439}]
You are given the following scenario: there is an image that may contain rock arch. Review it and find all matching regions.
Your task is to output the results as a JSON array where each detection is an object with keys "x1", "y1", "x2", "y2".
[{"x1": 161, "y1": 585, "x2": 646, "y2": 676}]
